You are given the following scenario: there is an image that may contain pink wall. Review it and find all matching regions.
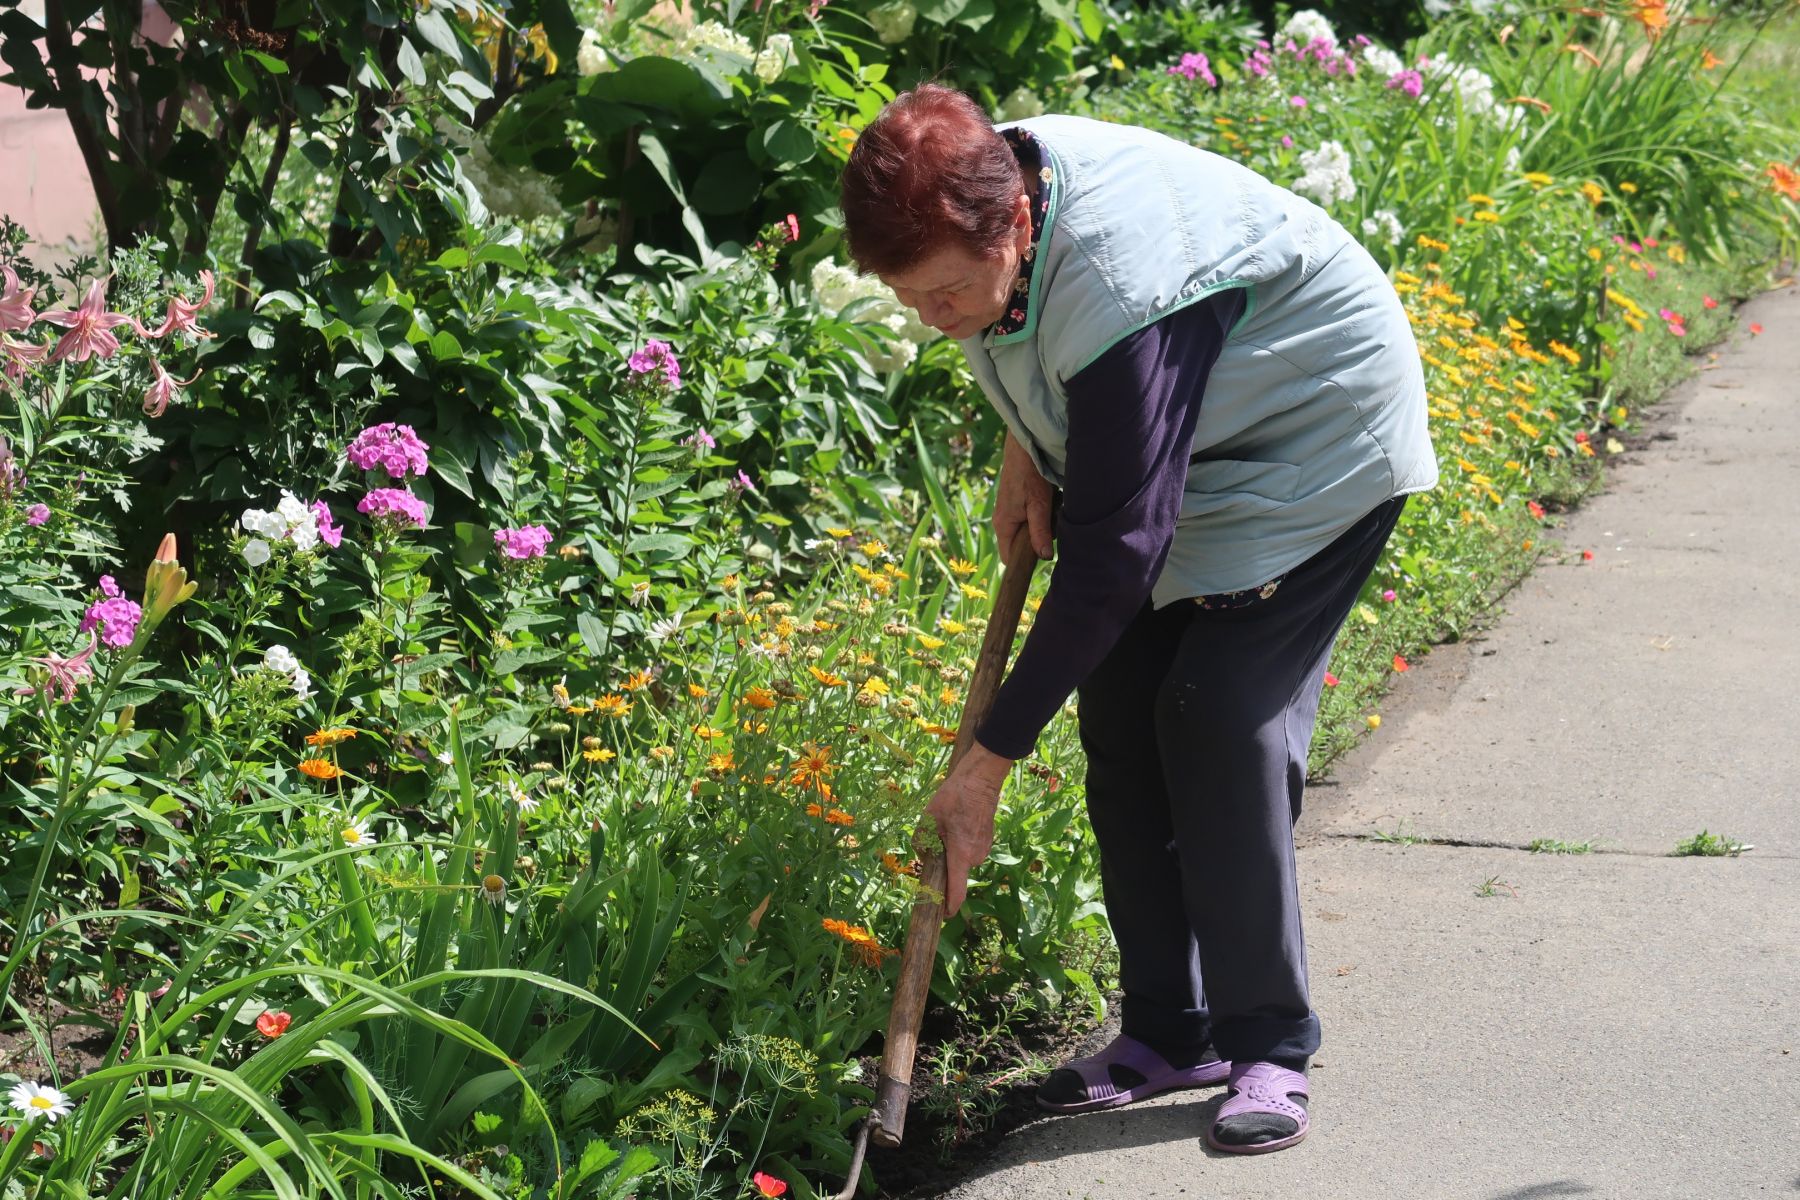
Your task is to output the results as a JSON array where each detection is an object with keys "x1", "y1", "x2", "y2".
[{"x1": 0, "y1": 80, "x2": 101, "y2": 252}]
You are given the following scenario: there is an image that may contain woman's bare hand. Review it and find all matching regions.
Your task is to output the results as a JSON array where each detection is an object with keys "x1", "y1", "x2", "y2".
[{"x1": 994, "y1": 431, "x2": 1055, "y2": 560}]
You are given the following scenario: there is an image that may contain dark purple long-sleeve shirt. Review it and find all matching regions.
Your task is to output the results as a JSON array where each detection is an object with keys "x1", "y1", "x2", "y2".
[{"x1": 975, "y1": 287, "x2": 1246, "y2": 760}]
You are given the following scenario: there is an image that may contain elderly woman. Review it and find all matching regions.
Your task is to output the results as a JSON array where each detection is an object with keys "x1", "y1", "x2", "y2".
[{"x1": 839, "y1": 84, "x2": 1436, "y2": 1154}]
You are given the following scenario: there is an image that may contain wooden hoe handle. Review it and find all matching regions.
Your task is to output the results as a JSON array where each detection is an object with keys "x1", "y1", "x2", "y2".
[{"x1": 870, "y1": 525, "x2": 1041, "y2": 1149}]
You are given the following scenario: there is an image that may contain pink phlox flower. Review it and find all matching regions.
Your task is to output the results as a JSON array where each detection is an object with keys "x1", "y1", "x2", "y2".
[
  {"x1": 357, "y1": 487, "x2": 428, "y2": 529},
  {"x1": 627, "y1": 339, "x2": 681, "y2": 391},
  {"x1": 26, "y1": 503, "x2": 50, "y2": 526},
  {"x1": 1244, "y1": 46, "x2": 1275, "y2": 78},
  {"x1": 1627, "y1": 241, "x2": 1641, "y2": 253},
  {"x1": 1289, "y1": 94, "x2": 1308, "y2": 108},
  {"x1": 37, "y1": 276, "x2": 142, "y2": 363},
  {"x1": 346, "y1": 422, "x2": 431, "y2": 478},
  {"x1": 1644, "y1": 266, "x2": 1657, "y2": 279},
  {"x1": 142, "y1": 358, "x2": 202, "y2": 418},
  {"x1": 0, "y1": 264, "x2": 38, "y2": 332},
  {"x1": 493, "y1": 523, "x2": 553, "y2": 559},
  {"x1": 145, "y1": 270, "x2": 216, "y2": 340},
  {"x1": 312, "y1": 500, "x2": 343, "y2": 548},
  {"x1": 80, "y1": 575, "x2": 143, "y2": 649},
  {"x1": 1280, "y1": 134, "x2": 1295, "y2": 148},
  {"x1": 783, "y1": 214, "x2": 800, "y2": 243},
  {"x1": 1387, "y1": 69, "x2": 1424, "y2": 99},
  {"x1": 1167, "y1": 52, "x2": 1218, "y2": 87},
  {"x1": 730, "y1": 469, "x2": 756, "y2": 493},
  {"x1": 683, "y1": 427, "x2": 716, "y2": 450},
  {"x1": 807, "y1": 0, "x2": 827, "y2": 15},
  {"x1": 1382, "y1": 588, "x2": 1397, "y2": 602},
  {"x1": 20, "y1": 636, "x2": 98, "y2": 702}
]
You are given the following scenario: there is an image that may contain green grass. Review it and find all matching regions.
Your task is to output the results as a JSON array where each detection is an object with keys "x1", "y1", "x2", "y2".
[
  {"x1": 1474, "y1": 875, "x2": 1519, "y2": 899},
  {"x1": 1527, "y1": 837, "x2": 1597, "y2": 855},
  {"x1": 1368, "y1": 823, "x2": 1434, "y2": 847},
  {"x1": 1671, "y1": 830, "x2": 1753, "y2": 857}
]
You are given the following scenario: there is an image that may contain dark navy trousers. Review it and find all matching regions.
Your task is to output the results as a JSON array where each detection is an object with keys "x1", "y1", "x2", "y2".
[{"x1": 1075, "y1": 496, "x2": 1407, "y2": 1068}]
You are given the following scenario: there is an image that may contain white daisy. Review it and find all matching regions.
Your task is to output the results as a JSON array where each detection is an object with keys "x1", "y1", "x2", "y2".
[
  {"x1": 8, "y1": 1081, "x2": 73, "y2": 1123},
  {"x1": 339, "y1": 817, "x2": 376, "y2": 848}
]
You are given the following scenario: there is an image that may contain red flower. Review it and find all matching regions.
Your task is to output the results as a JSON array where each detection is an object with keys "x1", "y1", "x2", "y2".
[
  {"x1": 1581, "y1": 549, "x2": 1595, "y2": 562},
  {"x1": 1749, "y1": 322, "x2": 1764, "y2": 336},
  {"x1": 783, "y1": 214, "x2": 800, "y2": 243},
  {"x1": 1392, "y1": 655, "x2": 1410, "y2": 673},
  {"x1": 1323, "y1": 671, "x2": 1339, "y2": 687},
  {"x1": 1573, "y1": 431, "x2": 1589, "y2": 443},
  {"x1": 752, "y1": 1172, "x2": 788, "y2": 1197},
  {"x1": 256, "y1": 1010, "x2": 292, "y2": 1038},
  {"x1": 1527, "y1": 500, "x2": 1546, "y2": 519},
  {"x1": 1702, "y1": 296, "x2": 1718, "y2": 309}
]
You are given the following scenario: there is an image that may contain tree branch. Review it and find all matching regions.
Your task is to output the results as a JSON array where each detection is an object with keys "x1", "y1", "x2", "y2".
[
  {"x1": 234, "y1": 109, "x2": 293, "y2": 308},
  {"x1": 182, "y1": 104, "x2": 255, "y2": 259},
  {"x1": 43, "y1": 0, "x2": 126, "y2": 246}
]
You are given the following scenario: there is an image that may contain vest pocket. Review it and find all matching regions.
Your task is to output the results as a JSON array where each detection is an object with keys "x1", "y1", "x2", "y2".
[{"x1": 1180, "y1": 457, "x2": 1303, "y2": 518}]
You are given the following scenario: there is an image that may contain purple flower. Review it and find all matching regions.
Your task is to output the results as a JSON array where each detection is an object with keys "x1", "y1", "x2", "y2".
[
  {"x1": 26, "y1": 503, "x2": 49, "y2": 526},
  {"x1": 1244, "y1": 46, "x2": 1275, "y2": 78},
  {"x1": 1387, "y1": 69, "x2": 1424, "y2": 99},
  {"x1": 312, "y1": 501, "x2": 343, "y2": 549},
  {"x1": 626, "y1": 340, "x2": 681, "y2": 392},
  {"x1": 1166, "y1": 52, "x2": 1217, "y2": 88},
  {"x1": 357, "y1": 487, "x2": 428, "y2": 530},
  {"x1": 683, "y1": 427, "x2": 717, "y2": 450},
  {"x1": 346, "y1": 423, "x2": 431, "y2": 479},
  {"x1": 729, "y1": 469, "x2": 756, "y2": 494},
  {"x1": 80, "y1": 576, "x2": 143, "y2": 649},
  {"x1": 493, "y1": 524, "x2": 553, "y2": 559},
  {"x1": 1289, "y1": 95, "x2": 1308, "y2": 108},
  {"x1": 1281, "y1": 135, "x2": 1295, "y2": 149},
  {"x1": 1382, "y1": 589, "x2": 1397, "y2": 602}
]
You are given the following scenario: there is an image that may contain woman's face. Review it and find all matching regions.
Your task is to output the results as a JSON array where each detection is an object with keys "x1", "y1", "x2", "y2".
[{"x1": 878, "y1": 192, "x2": 1033, "y2": 342}]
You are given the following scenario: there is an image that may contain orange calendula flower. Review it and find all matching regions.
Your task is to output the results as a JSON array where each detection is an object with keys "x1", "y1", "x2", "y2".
[
  {"x1": 1580, "y1": 181, "x2": 1606, "y2": 206},
  {"x1": 687, "y1": 682, "x2": 709, "y2": 699},
  {"x1": 809, "y1": 666, "x2": 847, "y2": 688},
  {"x1": 790, "y1": 742, "x2": 836, "y2": 790},
  {"x1": 744, "y1": 687, "x2": 777, "y2": 710},
  {"x1": 707, "y1": 751, "x2": 735, "y2": 773},
  {"x1": 620, "y1": 670, "x2": 653, "y2": 692},
  {"x1": 305, "y1": 727, "x2": 358, "y2": 747},
  {"x1": 882, "y1": 851, "x2": 919, "y2": 876},
  {"x1": 594, "y1": 694, "x2": 632, "y2": 719},
  {"x1": 821, "y1": 918, "x2": 894, "y2": 968},
  {"x1": 298, "y1": 758, "x2": 344, "y2": 780},
  {"x1": 1766, "y1": 163, "x2": 1800, "y2": 202},
  {"x1": 693, "y1": 724, "x2": 725, "y2": 740},
  {"x1": 825, "y1": 808, "x2": 855, "y2": 827}
]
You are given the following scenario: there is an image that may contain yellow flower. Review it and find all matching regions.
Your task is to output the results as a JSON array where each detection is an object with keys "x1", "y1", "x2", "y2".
[
  {"x1": 857, "y1": 540, "x2": 888, "y2": 558},
  {"x1": 1548, "y1": 340, "x2": 1581, "y2": 366},
  {"x1": 707, "y1": 751, "x2": 735, "y2": 773},
  {"x1": 687, "y1": 682, "x2": 709, "y2": 699},
  {"x1": 1580, "y1": 181, "x2": 1605, "y2": 206},
  {"x1": 938, "y1": 619, "x2": 966, "y2": 635},
  {"x1": 1366, "y1": 714, "x2": 1382, "y2": 729},
  {"x1": 305, "y1": 727, "x2": 358, "y2": 747},
  {"x1": 583, "y1": 747, "x2": 616, "y2": 763},
  {"x1": 1618, "y1": 180, "x2": 1638, "y2": 193},
  {"x1": 938, "y1": 686, "x2": 958, "y2": 705},
  {"x1": 1111, "y1": 53, "x2": 1126, "y2": 70},
  {"x1": 860, "y1": 676, "x2": 890, "y2": 696},
  {"x1": 824, "y1": 527, "x2": 853, "y2": 538},
  {"x1": 916, "y1": 633, "x2": 945, "y2": 651},
  {"x1": 1587, "y1": 247, "x2": 1604, "y2": 261},
  {"x1": 809, "y1": 666, "x2": 847, "y2": 688},
  {"x1": 790, "y1": 742, "x2": 836, "y2": 790},
  {"x1": 1473, "y1": 210, "x2": 1500, "y2": 224},
  {"x1": 620, "y1": 669, "x2": 653, "y2": 692},
  {"x1": 594, "y1": 694, "x2": 632, "y2": 719},
  {"x1": 693, "y1": 724, "x2": 725, "y2": 740},
  {"x1": 1466, "y1": 193, "x2": 1496, "y2": 206},
  {"x1": 946, "y1": 558, "x2": 978, "y2": 576},
  {"x1": 1523, "y1": 172, "x2": 1554, "y2": 187},
  {"x1": 960, "y1": 584, "x2": 990, "y2": 601},
  {"x1": 722, "y1": 573, "x2": 740, "y2": 591},
  {"x1": 649, "y1": 745, "x2": 675, "y2": 761},
  {"x1": 564, "y1": 704, "x2": 591, "y2": 715}
]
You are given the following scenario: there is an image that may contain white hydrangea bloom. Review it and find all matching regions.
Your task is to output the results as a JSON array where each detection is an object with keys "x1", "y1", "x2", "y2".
[
  {"x1": 1279, "y1": 9, "x2": 1337, "y2": 49},
  {"x1": 869, "y1": 0, "x2": 917, "y2": 44},
  {"x1": 242, "y1": 538, "x2": 272, "y2": 566},
  {"x1": 1293, "y1": 140, "x2": 1357, "y2": 207},
  {"x1": 577, "y1": 29, "x2": 612, "y2": 76},
  {"x1": 997, "y1": 86, "x2": 1045, "y2": 122},
  {"x1": 675, "y1": 20, "x2": 754, "y2": 60},
  {"x1": 754, "y1": 33, "x2": 795, "y2": 82},
  {"x1": 1361, "y1": 45, "x2": 1404, "y2": 77},
  {"x1": 264, "y1": 645, "x2": 300, "y2": 676},
  {"x1": 809, "y1": 259, "x2": 939, "y2": 372},
  {"x1": 1362, "y1": 209, "x2": 1405, "y2": 246}
]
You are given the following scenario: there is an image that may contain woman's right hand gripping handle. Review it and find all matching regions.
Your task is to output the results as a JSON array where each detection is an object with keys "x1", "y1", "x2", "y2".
[{"x1": 994, "y1": 430, "x2": 1056, "y2": 561}]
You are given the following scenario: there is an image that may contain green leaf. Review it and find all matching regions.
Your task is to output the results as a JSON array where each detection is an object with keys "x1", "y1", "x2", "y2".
[
  {"x1": 626, "y1": 532, "x2": 695, "y2": 560},
  {"x1": 245, "y1": 49, "x2": 289, "y2": 74},
  {"x1": 414, "y1": 9, "x2": 464, "y2": 59},
  {"x1": 1076, "y1": 0, "x2": 1102, "y2": 40},
  {"x1": 395, "y1": 36, "x2": 425, "y2": 86},
  {"x1": 429, "y1": 330, "x2": 464, "y2": 360},
  {"x1": 577, "y1": 611, "x2": 609, "y2": 656},
  {"x1": 584, "y1": 55, "x2": 730, "y2": 122},
  {"x1": 760, "y1": 118, "x2": 816, "y2": 167}
]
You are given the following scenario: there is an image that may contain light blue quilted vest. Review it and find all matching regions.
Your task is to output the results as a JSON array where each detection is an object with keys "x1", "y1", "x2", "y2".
[{"x1": 960, "y1": 114, "x2": 1438, "y2": 603}]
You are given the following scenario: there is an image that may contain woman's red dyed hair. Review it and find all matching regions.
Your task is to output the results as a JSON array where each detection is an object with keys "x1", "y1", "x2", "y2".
[{"x1": 841, "y1": 83, "x2": 1028, "y2": 276}]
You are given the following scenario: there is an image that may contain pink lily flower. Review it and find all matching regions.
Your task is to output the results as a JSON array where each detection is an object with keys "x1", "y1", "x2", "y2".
[
  {"x1": 1, "y1": 332, "x2": 48, "y2": 386},
  {"x1": 18, "y1": 636, "x2": 98, "y2": 703},
  {"x1": 0, "y1": 265, "x2": 38, "y2": 332},
  {"x1": 145, "y1": 270, "x2": 216, "y2": 340},
  {"x1": 142, "y1": 358, "x2": 202, "y2": 417},
  {"x1": 37, "y1": 276, "x2": 141, "y2": 363}
]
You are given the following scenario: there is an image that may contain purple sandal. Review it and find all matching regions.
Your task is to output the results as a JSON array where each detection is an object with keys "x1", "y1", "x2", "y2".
[
  {"x1": 1206, "y1": 1061, "x2": 1310, "y2": 1154},
  {"x1": 1036, "y1": 1034, "x2": 1231, "y2": 1114}
]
